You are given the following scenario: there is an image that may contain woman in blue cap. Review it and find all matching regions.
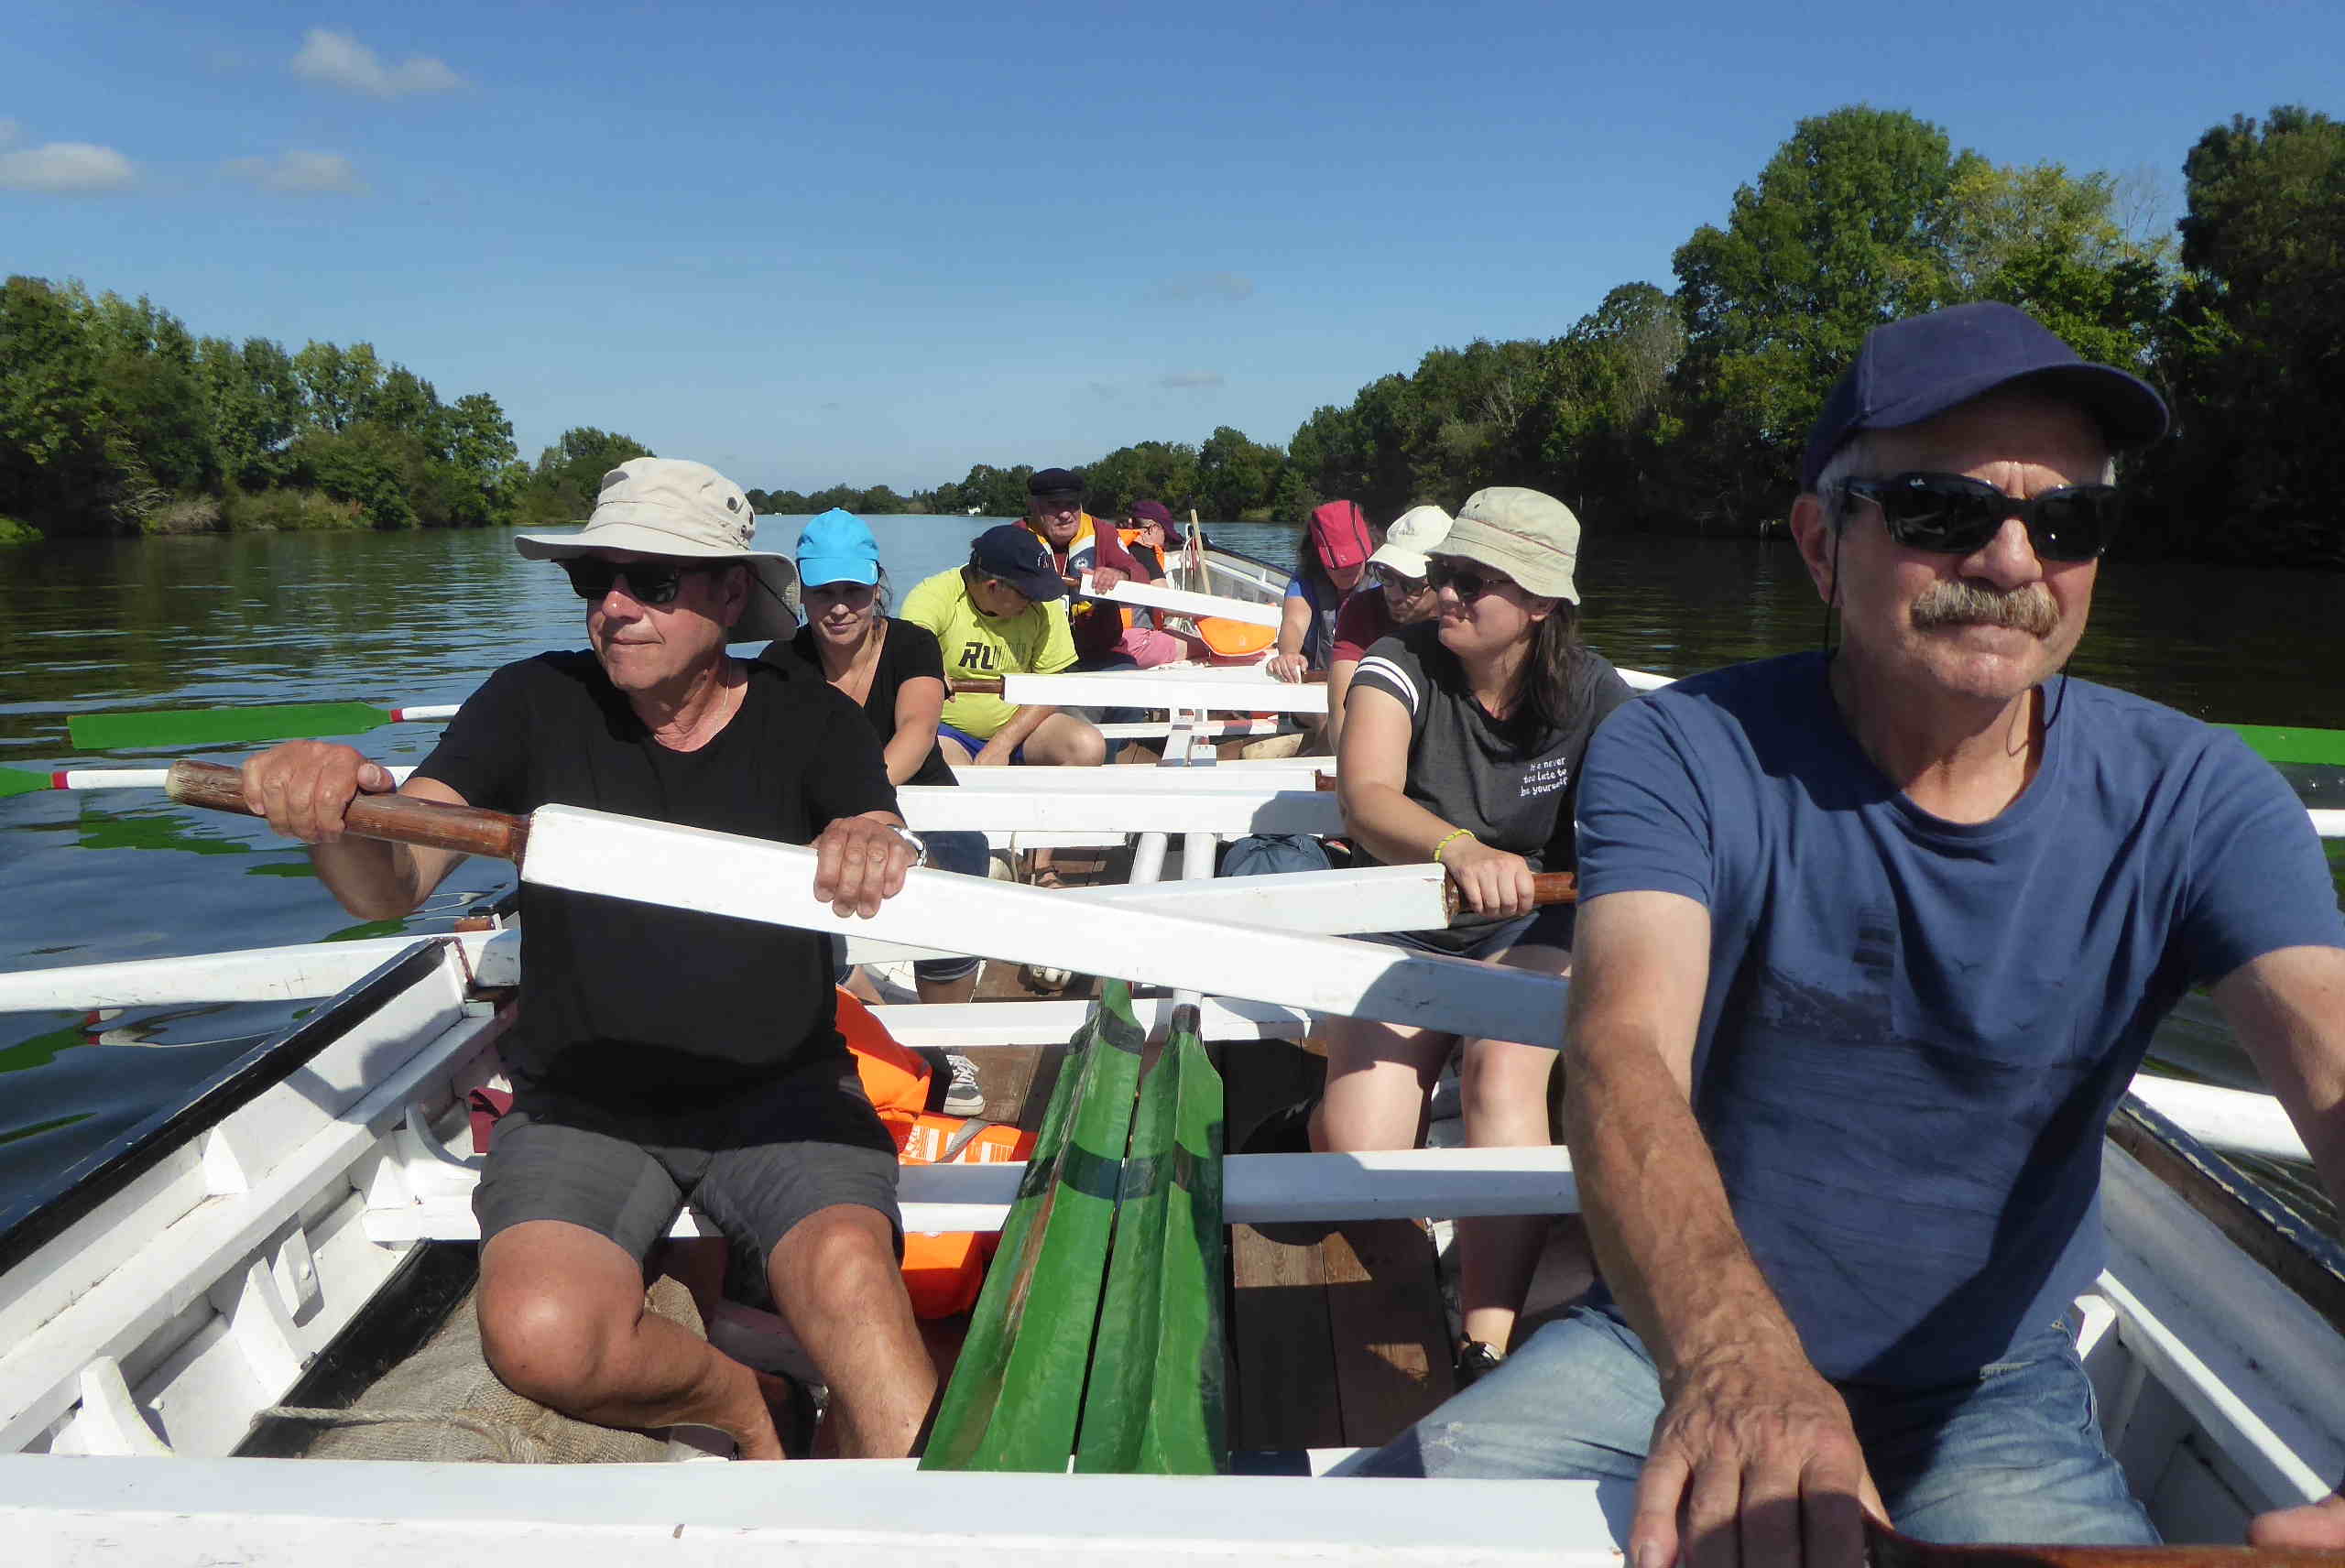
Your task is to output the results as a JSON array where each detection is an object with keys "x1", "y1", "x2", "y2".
[{"x1": 769, "y1": 512, "x2": 991, "y2": 1094}]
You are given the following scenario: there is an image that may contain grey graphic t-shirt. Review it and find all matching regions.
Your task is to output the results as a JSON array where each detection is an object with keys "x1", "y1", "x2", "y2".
[{"x1": 1349, "y1": 622, "x2": 1634, "y2": 950}]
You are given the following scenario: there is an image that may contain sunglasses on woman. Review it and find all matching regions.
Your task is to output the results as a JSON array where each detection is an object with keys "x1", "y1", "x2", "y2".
[
  {"x1": 1424, "y1": 559, "x2": 1513, "y2": 601},
  {"x1": 1834, "y1": 473, "x2": 2123, "y2": 562},
  {"x1": 559, "y1": 558, "x2": 716, "y2": 605}
]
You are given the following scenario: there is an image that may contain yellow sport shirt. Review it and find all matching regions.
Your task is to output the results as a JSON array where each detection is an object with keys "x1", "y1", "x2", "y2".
[{"x1": 899, "y1": 568, "x2": 1079, "y2": 739}]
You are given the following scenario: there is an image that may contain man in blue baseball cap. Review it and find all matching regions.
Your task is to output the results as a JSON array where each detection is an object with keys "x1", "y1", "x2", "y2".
[
  {"x1": 1365, "y1": 303, "x2": 2345, "y2": 1556},
  {"x1": 899, "y1": 527, "x2": 1104, "y2": 752}
]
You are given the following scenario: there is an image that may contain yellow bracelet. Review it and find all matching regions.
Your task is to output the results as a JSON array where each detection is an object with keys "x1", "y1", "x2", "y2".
[{"x1": 1431, "y1": 828, "x2": 1474, "y2": 866}]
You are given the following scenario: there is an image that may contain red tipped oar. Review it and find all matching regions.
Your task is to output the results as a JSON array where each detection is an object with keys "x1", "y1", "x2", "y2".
[
  {"x1": 68, "y1": 701, "x2": 460, "y2": 752},
  {"x1": 1, "y1": 763, "x2": 420, "y2": 798}
]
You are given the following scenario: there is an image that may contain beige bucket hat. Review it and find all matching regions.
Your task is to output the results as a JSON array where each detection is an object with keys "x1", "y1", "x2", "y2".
[
  {"x1": 1440, "y1": 486, "x2": 1581, "y2": 604},
  {"x1": 1369, "y1": 505, "x2": 1455, "y2": 579},
  {"x1": 515, "y1": 458, "x2": 800, "y2": 641}
]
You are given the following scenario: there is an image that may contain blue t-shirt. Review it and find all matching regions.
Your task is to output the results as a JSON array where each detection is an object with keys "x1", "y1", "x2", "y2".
[
  {"x1": 1282, "y1": 572, "x2": 1349, "y2": 668},
  {"x1": 1576, "y1": 651, "x2": 2343, "y2": 1388}
]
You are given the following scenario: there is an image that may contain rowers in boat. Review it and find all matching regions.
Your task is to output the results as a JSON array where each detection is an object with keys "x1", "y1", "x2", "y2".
[{"x1": 1359, "y1": 303, "x2": 2345, "y2": 1557}]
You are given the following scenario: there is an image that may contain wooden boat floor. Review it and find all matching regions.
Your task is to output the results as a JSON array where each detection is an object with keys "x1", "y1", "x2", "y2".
[{"x1": 1217, "y1": 1038, "x2": 1458, "y2": 1453}]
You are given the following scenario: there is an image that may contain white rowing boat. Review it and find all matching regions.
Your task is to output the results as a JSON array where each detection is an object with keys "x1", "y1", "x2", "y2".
[{"x1": 1, "y1": 815, "x2": 2340, "y2": 1563}]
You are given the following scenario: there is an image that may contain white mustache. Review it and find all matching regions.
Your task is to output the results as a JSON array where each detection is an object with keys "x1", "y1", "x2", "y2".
[{"x1": 1911, "y1": 582, "x2": 2057, "y2": 636}]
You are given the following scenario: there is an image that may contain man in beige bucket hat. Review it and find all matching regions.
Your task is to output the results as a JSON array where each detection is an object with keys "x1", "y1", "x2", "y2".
[{"x1": 236, "y1": 455, "x2": 938, "y2": 1460}]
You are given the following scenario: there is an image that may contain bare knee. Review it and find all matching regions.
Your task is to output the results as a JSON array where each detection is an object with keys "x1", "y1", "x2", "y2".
[
  {"x1": 769, "y1": 1205, "x2": 904, "y2": 1322},
  {"x1": 478, "y1": 1279, "x2": 626, "y2": 1405},
  {"x1": 1459, "y1": 1041, "x2": 1558, "y2": 1138}
]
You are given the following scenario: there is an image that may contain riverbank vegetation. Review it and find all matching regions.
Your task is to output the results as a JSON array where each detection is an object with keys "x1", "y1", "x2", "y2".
[
  {"x1": 905, "y1": 104, "x2": 2340, "y2": 568},
  {"x1": 4, "y1": 103, "x2": 2336, "y2": 564}
]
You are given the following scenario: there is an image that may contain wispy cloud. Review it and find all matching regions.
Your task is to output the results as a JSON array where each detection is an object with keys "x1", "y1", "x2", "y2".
[
  {"x1": 1150, "y1": 272, "x2": 1256, "y2": 304},
  {"x1": 1160, "y1": 371, "x2": 1225, "y2": 391},
  {"x1": 0, "y1": 123, "x2": 136, "y2": 192},
  {"x1": 1085, "y1": 380, "x2": 1124, "y2": 404},
  {"x1": 291, "y1": 28, "x2": 465, "y2": 99},
  {"x1": 223, "y1": 150, "x2": 366, "y2": 195}
]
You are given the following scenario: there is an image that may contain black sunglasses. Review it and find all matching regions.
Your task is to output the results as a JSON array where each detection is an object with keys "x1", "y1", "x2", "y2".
[
  {"x1": 1369, "y1": 563, "x2": 1429, "y2": 592},
  {"x1": 1836, "y1": 472, "x2": 2123, "y2": 562},
  {"x1": 1424, "y1": 559, "x2": 1511, "y2": 601},
  {"x1": 559, "y1": 558, "x2": 717, "y2": 605}
]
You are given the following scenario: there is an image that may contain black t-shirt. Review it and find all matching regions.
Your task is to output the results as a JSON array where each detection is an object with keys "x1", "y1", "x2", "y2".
[
  {"x1": 1350, "y1": 623, "x2": 1636, "y2": 949},
  {"x1": 413, "y1": 651, "x2": 896, "y2": 1109},
  {"x1": 771, "y1": 617, "x2": 955, "y2": 788}
]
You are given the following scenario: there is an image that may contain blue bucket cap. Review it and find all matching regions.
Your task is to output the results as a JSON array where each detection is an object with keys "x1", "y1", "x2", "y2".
[{"x1": 796, "y1": 508, "x2": 881, "y2": 587}]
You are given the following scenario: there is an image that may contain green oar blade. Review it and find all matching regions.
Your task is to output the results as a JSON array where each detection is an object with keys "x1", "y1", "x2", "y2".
[
  {"x1": 0, "y1": 767, "x2": 59, "y2": 799},
  {"x1": 1074, "y1": 1001, "x2": 1227, "y2": 1475},
  {"x1": 2225, "y1": 724, "x2": 2345, "y2": 768},
  {"x1": 922, "y1": 981, "x2": 1144, "y2": 1473},
  {"x1": 69, "y1": 701, "x2": 395, "y2": 752}
]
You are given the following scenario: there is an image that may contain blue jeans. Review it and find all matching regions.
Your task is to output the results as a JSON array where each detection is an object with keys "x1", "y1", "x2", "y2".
[{"x1": 1357, "y1": 1303, "x2": 2155, "y2": 1546}]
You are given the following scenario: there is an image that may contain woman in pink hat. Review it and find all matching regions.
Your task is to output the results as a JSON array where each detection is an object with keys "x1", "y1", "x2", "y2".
[{"x1": 1266, "y1": 499, "x2": 1373, "y2": 684}]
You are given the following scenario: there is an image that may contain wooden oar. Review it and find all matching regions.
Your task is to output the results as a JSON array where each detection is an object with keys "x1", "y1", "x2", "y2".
[
  {"x1": 158, "y1": 760, "x2": 1566, "y2": 1041},
  {"x1": 922, "y1": 983, "x2": 1144, "y2": 1471},
  {"x1": 0, "y1": 764, "x2": 420, "y2": 798},
  {"x1": 1866, "y1": 1518, "x2": 2339, "y2": 1567},
  {"x1": 68, "y1": 701, "x2": 460, "y2": 752}
]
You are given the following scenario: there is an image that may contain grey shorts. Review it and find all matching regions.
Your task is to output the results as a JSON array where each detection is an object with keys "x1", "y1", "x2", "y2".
[{"x1": 473, "y1": 1060, "x2": 904, "y2": 1290}]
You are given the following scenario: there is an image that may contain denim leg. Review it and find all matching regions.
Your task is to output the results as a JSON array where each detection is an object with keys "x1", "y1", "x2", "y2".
[
  {"x1": 1851, "y1": 1327, "x2": 2157, "y2": 1545},
  {"x1": 1354, "y1": 1304, "x2": 1661, "y2": 1479}
]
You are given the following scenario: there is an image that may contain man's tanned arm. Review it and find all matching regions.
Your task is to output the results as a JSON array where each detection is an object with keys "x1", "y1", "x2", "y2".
[
  {"x1": 1564, "y1": 889, "x2": 1883, "y2": 1568},
  {"x1": 2217, "y1": 944, "x2": 2345, "y2": 1549}
]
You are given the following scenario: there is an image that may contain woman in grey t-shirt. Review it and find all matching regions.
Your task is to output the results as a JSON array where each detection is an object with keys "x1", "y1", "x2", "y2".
[{"x1": 1321, "y1": 487, "x2": 1631, "y2": 1377}]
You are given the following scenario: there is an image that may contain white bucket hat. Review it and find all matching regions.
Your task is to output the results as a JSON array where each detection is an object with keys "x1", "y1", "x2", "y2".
[
  {"x1": 514, "y1": 458, "x2": 800, "y2": 641},
  {"x1": 1368, "y1": 505, "x2": 1455, "y2": 579}
]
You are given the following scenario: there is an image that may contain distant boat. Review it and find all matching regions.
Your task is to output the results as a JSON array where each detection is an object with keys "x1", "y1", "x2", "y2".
[{"x1": 965, "y1": 506, "x2": 982, "y2": 516}]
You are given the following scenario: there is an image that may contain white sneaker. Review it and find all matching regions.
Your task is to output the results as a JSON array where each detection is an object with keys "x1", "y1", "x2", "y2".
[{"x1": 942, "y1": 1053, "x2": 986, "y2": 1116}]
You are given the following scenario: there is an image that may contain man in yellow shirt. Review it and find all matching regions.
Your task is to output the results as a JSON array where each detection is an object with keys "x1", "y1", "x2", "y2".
[{"x1": 900, "y1": 526, "x2": 1107, "y2": 771}]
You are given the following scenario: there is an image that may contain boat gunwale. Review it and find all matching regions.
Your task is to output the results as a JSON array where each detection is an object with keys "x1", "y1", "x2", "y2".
[{"x1": 0, "y1": 938, "x2": 461, "y2": 1278}]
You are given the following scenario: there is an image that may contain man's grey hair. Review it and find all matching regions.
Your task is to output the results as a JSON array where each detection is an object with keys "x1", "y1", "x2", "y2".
[{"x1": 1809, "y1": 432, "x2": 2119, "y2": 533}]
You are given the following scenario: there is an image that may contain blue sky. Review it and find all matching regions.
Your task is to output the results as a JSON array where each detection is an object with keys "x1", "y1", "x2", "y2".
[{"x1": 5, "y1": 1, "x2": 2340, "y2": 494}]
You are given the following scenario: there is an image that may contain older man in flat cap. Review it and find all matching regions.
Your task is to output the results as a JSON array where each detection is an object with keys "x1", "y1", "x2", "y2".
[
  {"x1": 238, "y1": 457, "x2": 936, "y2": 1461},
  {"x1": 1366, "y1": 304, "x2": 2345, "y2": 1558}
]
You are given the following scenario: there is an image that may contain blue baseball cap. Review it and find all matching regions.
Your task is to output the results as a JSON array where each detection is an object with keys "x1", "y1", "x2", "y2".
[
  {"x1": 1799, "y1": 302, "x2": 2169, "y2": 493},
  {"x1": 795, "y1": 508, "x2": 881, "y2": 587}
]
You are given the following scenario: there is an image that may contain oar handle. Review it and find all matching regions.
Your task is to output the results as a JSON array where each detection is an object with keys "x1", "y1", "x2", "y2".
[
  {"x1": 1864, "y1": 1518, "x2": 2336, "y2": 1567},
  {"x1": 164, "y1": 760, "x2": 531, "y2": 863},
  {"x1": 1440, "y1": 871, "x2": 1576, "y2": 920}
]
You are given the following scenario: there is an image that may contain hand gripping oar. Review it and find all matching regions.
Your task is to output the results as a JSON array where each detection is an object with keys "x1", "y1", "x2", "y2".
[
  {"x1": 68, "y1": 701, "x2": 460, "y2": 752},
  {"x1": 1865, "y1": 1517, "x2": 2339, "y2": 1567},
  {"x1": 158, "y1": 760, "x2": 1570, "y2": 1041},
  {"x1": 164, "y1": 760, "x2": 527, "y2": 862}
]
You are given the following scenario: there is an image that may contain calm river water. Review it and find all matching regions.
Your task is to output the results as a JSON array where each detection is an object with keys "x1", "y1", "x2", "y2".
[{"x1": 4, "y1": 517, "x2": 2343, "y2": 1220}]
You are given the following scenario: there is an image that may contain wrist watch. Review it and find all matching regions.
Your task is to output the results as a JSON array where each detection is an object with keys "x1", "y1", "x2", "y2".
[{"x1": 883, "y1": 822, "x2": 928, "y2": 867}]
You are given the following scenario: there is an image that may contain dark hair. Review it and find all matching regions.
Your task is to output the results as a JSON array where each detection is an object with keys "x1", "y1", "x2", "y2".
[{"x1": 1512, "y1": 600, "x2": 1585, "y2": 735}]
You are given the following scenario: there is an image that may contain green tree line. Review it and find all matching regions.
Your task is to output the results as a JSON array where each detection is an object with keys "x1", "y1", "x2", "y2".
[
  {"x1": 0, "y1": 280, "x2": 669, "y2": 542},
  {"x1": 849, "y1": 104, "x2": 2340, "y2": 569}
]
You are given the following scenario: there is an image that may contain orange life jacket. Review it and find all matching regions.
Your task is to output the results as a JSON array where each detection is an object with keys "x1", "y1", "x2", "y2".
[{"x1": 837, "y1": 988, "x2": 1034, "y2": 1318}]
